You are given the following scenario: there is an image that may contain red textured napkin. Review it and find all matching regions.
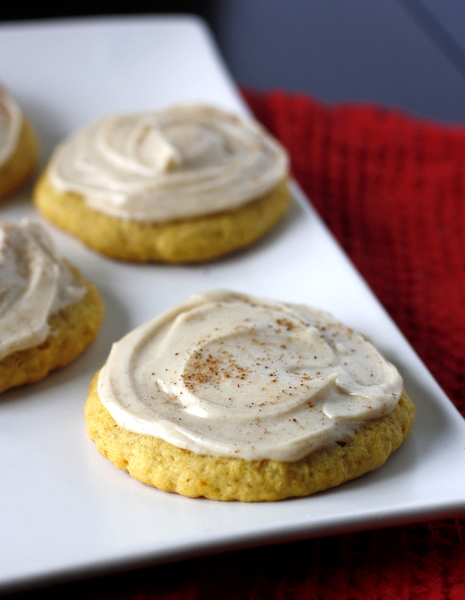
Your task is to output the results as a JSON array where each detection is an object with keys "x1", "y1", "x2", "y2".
[
  {"x1": 12, "y1": 90, "x2": 465, "y2": 600},
  {"x1": 242, "y1": 88, "x2": 465, "y2": 599}
]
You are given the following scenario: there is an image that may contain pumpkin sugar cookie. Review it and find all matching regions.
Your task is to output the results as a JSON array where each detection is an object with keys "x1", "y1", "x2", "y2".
[
  {"x1": 0, "y1": 85, "x2": 39, "y2": 199},
  {"x1": 0, "y1": 220, "x2": 104, "y2": 393},
  {"x1": 33, "y1": 105, "x2": 291, "y2": 263},
  {"x1": 85, "y1": 290, "x2": 415, "y2": 502}
]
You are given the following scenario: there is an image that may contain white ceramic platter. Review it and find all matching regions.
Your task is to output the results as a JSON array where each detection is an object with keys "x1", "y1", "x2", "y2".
[{"x1": 1, "y1": 15, "x2": 465, "y2": 593}]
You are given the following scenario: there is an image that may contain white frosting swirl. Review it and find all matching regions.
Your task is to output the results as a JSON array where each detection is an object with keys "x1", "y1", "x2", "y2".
[
  {"x1": 98, "y1": 290, "x2": 403, "y2": 461},
  {"x1": 48, "y1": 105, "x2": 289, "y2": 223},
  {"x1": 0, "y1": 220, "x2": 87, "y2": 360},
  {"x1": 0, "y1": 85, "x2": 22, "y2": 168}
]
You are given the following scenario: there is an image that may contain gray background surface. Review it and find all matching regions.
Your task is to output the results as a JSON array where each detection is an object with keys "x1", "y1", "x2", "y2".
[{"x1": 2, "y1": 1, "x2": 465, "y2": 123}]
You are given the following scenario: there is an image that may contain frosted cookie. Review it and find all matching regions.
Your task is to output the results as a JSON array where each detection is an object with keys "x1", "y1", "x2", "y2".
[
  {"x1": 0, "y1": 220, "x2": 104, "y2": 393},
  {"x1": 85, "y1": 290, "x2": 415, "y2": 502},
  {"x1": 33, "y1": 105, "x2": 291, "y2": 263},
  {"x1": 0, "y1": 85, "x2": 39, "y2": 199}
]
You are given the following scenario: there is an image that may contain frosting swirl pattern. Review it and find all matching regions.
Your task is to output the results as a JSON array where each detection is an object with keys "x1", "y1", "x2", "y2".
[
  {"x1": 0, "y1": 220, "x2": 87, "y2": 360},
  {"x1": 0, "y1": 85, "x2": 21, "y2": 168},
  {"x1": 49, "y1": 105, "x2": 289, "y2": 223},
  {"x1": 98, "y1": 290, "x2": 403, "y2": 461}
]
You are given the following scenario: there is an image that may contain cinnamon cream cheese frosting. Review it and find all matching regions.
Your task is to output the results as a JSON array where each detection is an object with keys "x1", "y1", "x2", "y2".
[
  {"x1": 48, "y1": 105, "x2": 289, "y2": 222},
  {"x1": 0, "y1": 85, "x2": 22, "y2": 168},
  {"x1": 98, "y1": 290, "x2": 403, "y2": 462},
  {"x1": 0, "y1": 220, "x2": 87, "y2": 360}
]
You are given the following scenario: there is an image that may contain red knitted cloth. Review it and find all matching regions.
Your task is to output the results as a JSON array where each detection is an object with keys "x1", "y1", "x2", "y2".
[
  {"x1": 240, "y1": 88, "x2": 465, "y2": 600},
  {"x1": 11, "y1": 90, "x2": 465, "y2": 600}
]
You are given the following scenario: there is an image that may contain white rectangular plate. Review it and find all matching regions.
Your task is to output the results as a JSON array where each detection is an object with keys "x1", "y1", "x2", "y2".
[{"x1": 1, "y1": 15, "x2": 465, "y2": 593}]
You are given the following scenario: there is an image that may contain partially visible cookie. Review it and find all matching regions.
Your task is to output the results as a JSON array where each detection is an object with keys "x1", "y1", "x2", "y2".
[
  {"x1": 0, "y1": 220, "x2": 104, "y2": 393},
  {"x1": 0, "y1": 85, "x2": 39, "y2": 199},
  {"x1": 85, "y1": 290, "x2": 415, "y2": 502},
  {"x1": 33, "y1": 105, "x2": 291, "y2": 263}
]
